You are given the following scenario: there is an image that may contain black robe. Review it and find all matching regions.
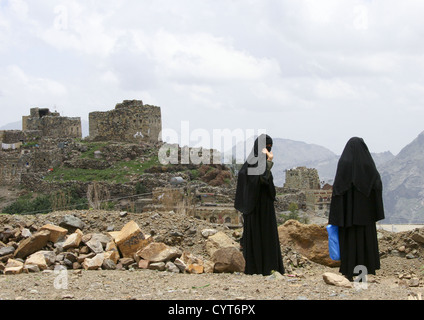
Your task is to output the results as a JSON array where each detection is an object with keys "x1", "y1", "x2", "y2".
[
  {"x1": 234, "y1": 135, "x2": 284, "y2": 276},
  {"x1": 328, "y1": 137, "x2": 385, "y2": 280}
]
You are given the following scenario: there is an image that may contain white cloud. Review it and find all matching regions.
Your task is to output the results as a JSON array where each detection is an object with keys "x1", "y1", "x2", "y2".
[
  {"x1": 314, "y1": 78, "x2": 357, "y2": 100},
  {"x1": 1, "y1": 0, "x2": 424, "y2": 155},
  {"x1": 150, "y1": 30, "x2": 281, "y2": 84},
  {"x1": 3, "y1": 65, "x2": 67, "y2": 97},
  {"x1": 0, "y1": 65, "x2": 68, "y2": 123},
  {"x1": 8, "y1": 0, "x2": 29, "y2": 20},
  {"x1": 36, "y1": 2, "x2": 120, "y2": 57}
]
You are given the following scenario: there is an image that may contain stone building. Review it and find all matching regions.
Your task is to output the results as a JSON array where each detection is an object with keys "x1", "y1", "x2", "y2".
[
  {"x1": 88, "y1": 100, "x2": 162, "y2": 143},
  {"x1": 305, "y1": 189, "x2": 333, "y2": 212},
  {"x1": 284, "y1": 166, "x2": 321, "y2": 190},
  {"x1": 0, "y1": 137, "x2": 75, "y2": 186},
  {"x1": 0, "y1": 107, "x2": 81, "y2": 186},
  {"x1": 139, "y1": 187, "x2": 241, "y2": 226},
  {"x1": 193, "y1": 192, "x2": 241, "y2": 225},
  {"x1": 283, "y1": 166, "x2": 333, "y2": 215},
  {"x1": 22, "y1": 108, "x2": 82, "y2": 139}
]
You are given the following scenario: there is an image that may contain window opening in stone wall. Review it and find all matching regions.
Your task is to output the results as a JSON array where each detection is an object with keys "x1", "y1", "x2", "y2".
[{"x1": 38, "y1": 109, "x2": 50, "y2": 118}]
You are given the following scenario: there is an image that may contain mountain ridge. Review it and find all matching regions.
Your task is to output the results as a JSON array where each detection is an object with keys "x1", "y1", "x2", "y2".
[{"x1": 379, "y1": 130, "x2": 424, "y2": 223}]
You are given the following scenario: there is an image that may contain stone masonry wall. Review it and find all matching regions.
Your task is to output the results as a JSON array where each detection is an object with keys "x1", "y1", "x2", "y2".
[
  {"x1": 284, "y1": 166, "x2": 321, "y2": 190},
  {"x1": 0, "y1": 138, "x2": 75, "y2": 186},
  {"x1": 23, "y1": 108, "x2": 81, "y2": 139},
  {"x1": 89, "y1": 100, "x2": 162, "y2": 143}
]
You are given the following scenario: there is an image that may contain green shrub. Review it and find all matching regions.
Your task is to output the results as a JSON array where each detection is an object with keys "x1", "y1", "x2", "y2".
[
  {"x1": 2, "y1": 188, "x2": 88, "y2": 215},
  {"x1": 2, "y1": 193, "x2": 52, "y2": 215}
]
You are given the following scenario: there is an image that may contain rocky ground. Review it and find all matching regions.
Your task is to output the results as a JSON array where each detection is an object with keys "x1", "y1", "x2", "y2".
[{"x1": 0, "y1": 209, "x2": 423, "y2": 304}]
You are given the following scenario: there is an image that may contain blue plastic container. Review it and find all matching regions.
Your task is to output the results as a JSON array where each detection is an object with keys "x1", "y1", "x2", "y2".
[{"x1": 326, "y1": 224, "x2": 341, "y2": 261}]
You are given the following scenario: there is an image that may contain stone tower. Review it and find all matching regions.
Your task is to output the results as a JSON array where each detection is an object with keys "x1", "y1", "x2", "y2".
[
  {"x1": 284, "y1": 166, "x2": 321, "y2": 190},
  {"x1": 22, "y1": 108, "x2": 82, "y2": 139},
  {"x1": 88, "y1": 100, "x2": 162, "y2": 142}
]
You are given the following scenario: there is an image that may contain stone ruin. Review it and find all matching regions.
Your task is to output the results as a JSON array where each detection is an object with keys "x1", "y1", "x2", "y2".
[
  {"x1": 136, "y1": 186, "x2": 242, "y2": 227},
  {"x1": 278, "y1": 166, "x2": 333, "y2": 217},
  {"x1": 0, "y1": 100, "x2": 162, "y2": 187},
  {"x1": 22, "y1": 107, "x2": 82, "y2": 140},
  {"x1": 0, "y1": 108, "x2": 82, "y2": 186},
  {"x1": 284, "y1": 166, "x2": 321, "y2": 190},
  {"x1": 88, "y1": 100, "x2": 162, "y2": 143}
]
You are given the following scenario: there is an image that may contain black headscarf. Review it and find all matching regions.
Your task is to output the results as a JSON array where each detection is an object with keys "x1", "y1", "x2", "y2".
[
  {"x1": 333, "y1": 137, "x2": 382, "y2": 197},
  {"x1": 234, "y1": 134, "x2": 276, "y2": 215}
]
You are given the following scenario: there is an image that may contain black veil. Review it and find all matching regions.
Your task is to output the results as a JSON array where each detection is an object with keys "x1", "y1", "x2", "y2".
[
  {"x1": 333, "y1": 137, "x2": 382, "y2": 197},
  {"x1": 328, "y1": 137, "x2": 385, "y2": 279},
  {"x1": 329, "y1": 137, "x2": 385, "y2": 226},
  {"x1": 234, "y1": 134, "x2": 275, "y2": 215}
]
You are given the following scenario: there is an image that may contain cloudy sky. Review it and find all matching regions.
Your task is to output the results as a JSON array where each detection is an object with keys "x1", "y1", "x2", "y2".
[{"x1": 1, "y1": 0, "x2": 424, "y2": 156}]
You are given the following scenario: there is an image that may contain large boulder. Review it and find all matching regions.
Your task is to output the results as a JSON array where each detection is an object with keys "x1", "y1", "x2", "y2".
[
  {"x1": 204, "y1": 231, "x2": 244, "y2": 273},
  {"x1": 62, "y1": 229, "x2": 84, "y2": 250},
  {"x1": 205, "y1": 231, "x2": 239, "y2": 256},
  {"x1": 82, "y1": 253, "x2": 105, "y2": 270},
  {"x1": 137, "y1": 242, "x2": 182, "y2": 262},
  {"x1": 109, "y1": 221, "x2": 152, "y2": 258},
  {"x1": 40, "y1": 224, "x2": 68, "y2": 243},
  {"x1": 278, "y1": 220, "x2": 340, "y2": 267},
  {"x1": 323, "y1": 272, "x2": 352, "y2": 288},
  {"x1": 59, "y1": 215, "x2": 85, "y2": 233},
  {"x1": 4, "y1": 259, "x2": 24, "y2": 275},
  {"x1": 13, "y1": 230, "x2": 50, "y2": 259},
  {"x1": 212, "y1": 247, "x2": 245, "y2": 273},
  {"x1": 25, "y1": 252, "x2": 48, "y2": 271},
  {"x1": 411, "y1": 228, "x2": 424, "y2": 244}
]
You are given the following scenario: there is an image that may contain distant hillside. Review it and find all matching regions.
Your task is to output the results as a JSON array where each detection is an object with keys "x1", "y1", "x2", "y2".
[
  {"x1": 270, "y1": 138, "x2": 340, "y2": 186},
  {"x1": 380, "y1": 131, "x2": 424, "y2": 224},
  {"x1": 0, "y1": 121, "x2": 21, "y2": 130},
  {"x1": 228, "y1": 137, "x2": 339, "y2": 186}
]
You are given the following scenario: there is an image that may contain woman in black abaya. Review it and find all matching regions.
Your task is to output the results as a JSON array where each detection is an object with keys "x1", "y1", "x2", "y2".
[
  {"x1": 234, "y1": 134, "x2": 284, "y2": 276},
  {"x1": 328, "y1": 137, "x2": 385, "y2": 280}
]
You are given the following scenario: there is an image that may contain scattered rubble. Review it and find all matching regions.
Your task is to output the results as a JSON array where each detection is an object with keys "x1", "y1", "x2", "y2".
[
  {"x1": 0, "y1": 209, "x2": 423, "y2": 300},
  {"x1": 0, "y1": 210, "x2": 244, "y2": 276}
]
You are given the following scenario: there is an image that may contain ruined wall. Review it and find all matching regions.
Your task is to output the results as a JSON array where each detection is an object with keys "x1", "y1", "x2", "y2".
[
  {"x1": 1, "y1": 107, "x2": 80, "y2": 185},
  {"x1": 0, "y1": 138, "x2": 75, "y2": 186},
  {"x1": 284, "y1": 167, "x2": 321, "y2": 190},
  {"x1": 0, "y1": 130, "x2": 42, "y2": 145},
  {"x1": 89, "y1": 100, "x2": 162, "y2": 142},
  {"x1": 275, "y1": 191, "x2": 306, "y2": 211},
  {"x1": 1, "y1": 102, "x2": 161, "y2": 187},
  {"x1": 23, "y1": 108, "x2": 82, "y2": 139},
  {"x1": 0, "y1": 155, "x2": 21, "y2": 185},
  {"x1": 0, "y1": 130, "x2": 42, "y2": 185}
]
